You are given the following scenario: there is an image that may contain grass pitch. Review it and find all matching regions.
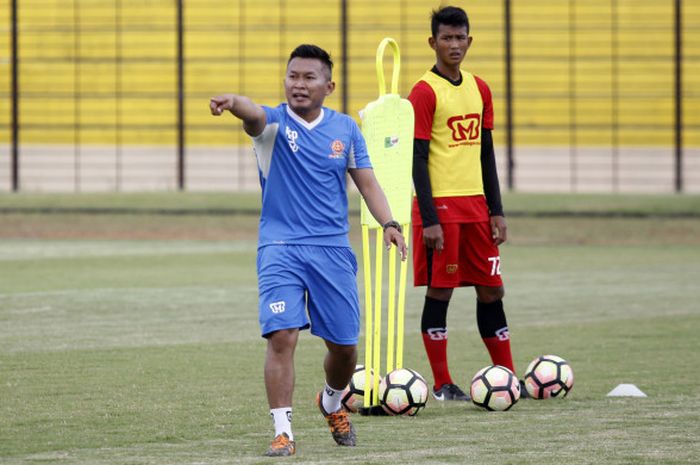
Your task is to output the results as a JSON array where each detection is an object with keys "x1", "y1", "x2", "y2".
[{"x1": 1, "y1": 193, "x2": 699, "y2": 464}]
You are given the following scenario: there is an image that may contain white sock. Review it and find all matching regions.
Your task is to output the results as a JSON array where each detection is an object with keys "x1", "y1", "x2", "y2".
[
  {"x1": 270, "y1": 407, "x2": 293, "y2": 441},
  {"x1": 322, "y1": 383, "x2": 344, "y2": 414}
]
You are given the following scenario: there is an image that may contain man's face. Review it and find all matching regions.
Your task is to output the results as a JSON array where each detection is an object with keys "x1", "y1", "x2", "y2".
[
  {"x1": 284, "y1": 57, "x2": 335, "y2": 116},
  {"x1": 430, "y1": 24, "x2": 472, "y2": 67}
]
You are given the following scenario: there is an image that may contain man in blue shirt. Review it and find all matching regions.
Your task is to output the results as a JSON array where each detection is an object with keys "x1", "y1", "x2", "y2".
[{"x1": 210, "y1": 44, "x2": 406, "y2": 457}]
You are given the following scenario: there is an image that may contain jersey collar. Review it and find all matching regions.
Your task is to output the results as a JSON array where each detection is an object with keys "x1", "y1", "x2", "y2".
[
  {"x1": 431, "y1": 65, "x2": 463, "y2": 86},
  {"x1": 286, "y1": 105, "x2": 325, "y2": 130}
]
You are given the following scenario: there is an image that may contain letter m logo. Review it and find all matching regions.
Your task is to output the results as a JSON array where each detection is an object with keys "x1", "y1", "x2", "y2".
[{"x1": 447, "y1": 113, "x2": 481, "y2": 141}]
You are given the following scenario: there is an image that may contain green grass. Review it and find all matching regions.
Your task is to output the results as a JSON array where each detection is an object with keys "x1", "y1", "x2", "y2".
[
  {"x1": 0, "y1": 192, "x2": 263, "y2": 213},
  {"x1": 2, "y1": 192, "x2": 699, "y2": 216},
  {"x1": 1, "y1": 193, "x2": 699, "y2": 464},
  {"x1": 501, "y1": 193, "x2": 700, "y2": 217}
]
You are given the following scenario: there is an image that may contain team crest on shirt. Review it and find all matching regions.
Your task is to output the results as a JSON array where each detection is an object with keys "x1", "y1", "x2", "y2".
[
  {"x1": 446, "y1": 264, "x2": 459, "y2": 274},
  {"x1": 329, "y1": 139, "x2": 345, "y2": 159},
  {"x1": 447, "y1": 113, "x2": 481, "y2": 146}
]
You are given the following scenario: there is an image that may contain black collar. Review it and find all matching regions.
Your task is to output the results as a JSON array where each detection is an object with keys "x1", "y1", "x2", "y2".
[{"x1": 431, "y1": 65, "x2": 462, "y2": 86}]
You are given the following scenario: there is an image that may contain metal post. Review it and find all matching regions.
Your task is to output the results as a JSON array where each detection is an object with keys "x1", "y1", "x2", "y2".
[
  {"x1": 503, "y1": 0, "x2": 514, "y2": 190},
  {"x1": 115, "y1": 0, "x2": 123, "y2": 191},
  {"x1": 341, "y1": 0, "x2": 348, "y2": 114},
  {"x1": 176, "y1": 0, "x2": 185, "y2": 190},
  {"x1": 400, "y1": 0, "x2": 407, "y2": 94},
  {"x1": 674, "y1": 0, "x2": 682, "y2": 192},
  {"x1": 279, "y1": 0, "x2": 285, "y2": 103},
  {"x1": 73, "y1": 0, "x2": 81, "y2": 192},
  {"x1": 569, "y1": 0, "x2": 577, "y2": 192},
  {"x1": 10, "y1": 0, "x2": 19, "y2": 191},
  {"x1": 611, "y1": 0, "x2": 619, "y2": 192},
  {"x1": 237, "y1": 1, "x2": 246, "y2": 190}
]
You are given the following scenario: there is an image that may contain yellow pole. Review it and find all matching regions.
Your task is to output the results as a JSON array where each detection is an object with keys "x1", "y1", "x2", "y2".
[
  {"x1": 362, "y1": 225, "x2": 373, "y2": 408},
  {"x1": 372, "y1": 229, "x2": 383, "y2": 405},
  {"x1": 386, "y1": 242, "x2": 397, "y2": 374},
  {"x1": 396, "y1": 225, "x2": 409, "y2": 369}
]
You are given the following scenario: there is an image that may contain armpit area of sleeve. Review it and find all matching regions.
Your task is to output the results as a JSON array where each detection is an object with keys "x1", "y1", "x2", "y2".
[
  {"x1": 261, "y1": 104, "x2": 281, "y2": 125},
  {"x1": 474, "y1": 76, "x2": 494, "y2": 130},
  {"x1": 408, "y1": 81, "x2": 436, "y2": 140}
]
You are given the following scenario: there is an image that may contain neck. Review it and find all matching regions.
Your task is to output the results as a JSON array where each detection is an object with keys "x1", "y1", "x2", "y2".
[
  {"x1": 435, "y1": 62, "x2": 461, "y2": 82},
  {"x1": 292, "y1": 107, "x2": 321, "y2": 123}
]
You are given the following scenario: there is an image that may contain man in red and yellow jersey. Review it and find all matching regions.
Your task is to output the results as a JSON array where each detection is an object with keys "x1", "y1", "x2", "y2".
[{"x1": 409, "y1": 6, "x2": 527, "y2": 401}]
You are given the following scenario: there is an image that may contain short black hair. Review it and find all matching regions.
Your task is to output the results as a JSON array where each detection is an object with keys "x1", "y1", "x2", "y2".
[
  {"x1": 431, "y1": 6, "x2": 470, "y2": 37},
  {"x1": 288, "y1": 44, "x2": 333, "y2": 79}
]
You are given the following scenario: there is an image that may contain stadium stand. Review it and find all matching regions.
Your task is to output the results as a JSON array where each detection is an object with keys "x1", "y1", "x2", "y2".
[{"x1": 0, "y1": 0, "x2": 698, "y2": 192}]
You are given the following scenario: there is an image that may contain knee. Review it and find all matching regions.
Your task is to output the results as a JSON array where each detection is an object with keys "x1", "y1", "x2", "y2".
[
  {"x1": 327, "y1": 342, "x2": 357, "y2": 362},
  {"x1": 476, "y1": 286, "x2": 504, "y2": 303},
  {"x1": 267, "y1": 329, "x2": 298, "y2": 355},
  {"x1": 337, "y1": 345, "x2": 358, "y2": 361},
  {"x1": 426, "y1": 287, "x2": 453, "y2": 301}
]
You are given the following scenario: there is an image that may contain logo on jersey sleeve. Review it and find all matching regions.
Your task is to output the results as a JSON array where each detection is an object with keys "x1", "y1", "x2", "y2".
[
  {"x1": 286, "y1": 126, "x2": 299, "y2": 153},
  {"x1": 329, "y1": 139, "x2": 345, "y2": 159},
  {"x1": 447, "y1": 113, "x2": 481, "y2": 145}
]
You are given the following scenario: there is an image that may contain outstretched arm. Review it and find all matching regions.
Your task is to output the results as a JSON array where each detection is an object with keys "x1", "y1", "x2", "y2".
[
  {"x1": 349, "y1": 167, "x2": 407, "y2": 260},
  {"x1": 210, "y1": 94, "x2": 266, "y2": 137}
]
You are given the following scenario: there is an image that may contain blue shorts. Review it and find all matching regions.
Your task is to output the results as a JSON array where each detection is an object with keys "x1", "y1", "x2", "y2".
[{"x1": 257, "y1": 244, "x2": 360, "y2": 345}]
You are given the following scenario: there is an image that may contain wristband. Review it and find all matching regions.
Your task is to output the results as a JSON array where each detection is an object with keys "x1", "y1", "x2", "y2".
[{"x1": 382, "y1": 220, "x2": 403, "y2": 234}]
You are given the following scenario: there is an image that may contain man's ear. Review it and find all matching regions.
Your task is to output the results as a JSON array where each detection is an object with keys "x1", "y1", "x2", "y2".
[
  {"x1": 326, "y1": 80, "x2": 336, "y2": 96},
  {"x1": 428, "y1": 36, "x2": 436, "y2": 51}
]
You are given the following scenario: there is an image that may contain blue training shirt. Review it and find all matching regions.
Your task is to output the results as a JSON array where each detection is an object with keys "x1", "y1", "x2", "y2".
[{"x1": 252, "y1": 103, "x2": 372, "y2": 248}]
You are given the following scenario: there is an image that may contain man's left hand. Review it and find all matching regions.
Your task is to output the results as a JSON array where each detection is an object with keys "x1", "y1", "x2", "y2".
[
  {"x1": 490, "y1": 215, "x2": 507, "y2": 246},
  {"x1": 383, "y1": 227, "x2": 408, "y2": 260}
]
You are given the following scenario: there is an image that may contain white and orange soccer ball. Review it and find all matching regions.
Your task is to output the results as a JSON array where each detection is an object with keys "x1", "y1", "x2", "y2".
[
  {"x1": 470, "y1": 365, "x2": 521, "y2": 411},
  {"x1": 378, "y1": 368, "x2": 429, "y2": 416},
  {"x1": 523, "y1": 354, "x2": 574, "y2": 399},
  {"x1": 341, "y1": 365, "x2": 374, "y2": 413}
]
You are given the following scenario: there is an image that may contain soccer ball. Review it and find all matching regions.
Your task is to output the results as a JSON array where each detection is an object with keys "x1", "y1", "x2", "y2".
[
  {"x1": 341, "y1": 365, "x2": 374, "y2": 413},
  {"x1": 470, "y1": 365, "x2": 521, "y2": 411},
  {"x1": 523, "y1": 354, "x2": 574, "y2": 399},
  {"x1": 378, "y1": 368, "x2": 429, "y2": 416}
]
